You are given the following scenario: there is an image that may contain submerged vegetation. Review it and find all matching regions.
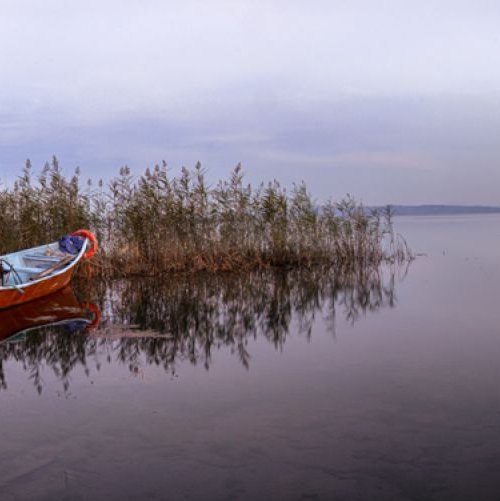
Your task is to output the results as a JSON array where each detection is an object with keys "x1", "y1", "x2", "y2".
[{"x1": 0, "y1": 157, "x2": 411, "y2": 274}]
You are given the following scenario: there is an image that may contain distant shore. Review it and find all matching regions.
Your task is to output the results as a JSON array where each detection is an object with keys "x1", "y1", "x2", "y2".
[{"x1": 376, "y1": 205, "x2": 500, "y2": 216}]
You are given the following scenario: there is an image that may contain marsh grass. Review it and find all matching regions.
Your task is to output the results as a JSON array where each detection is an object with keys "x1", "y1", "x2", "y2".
[{"x1": 0, "y1": 158, "x2": 411, "y2": 275}]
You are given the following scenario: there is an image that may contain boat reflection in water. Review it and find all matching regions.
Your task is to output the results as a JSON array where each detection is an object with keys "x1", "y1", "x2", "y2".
[
  {"x1": 0, "y1": 265, "x2": 406, "y2": 392},
  {"x1": 0, "y1": 286, "x2": 100, "y2": 342},
  {"x1": 0, "y1": 287, "x2": 100, "y2": 392}
]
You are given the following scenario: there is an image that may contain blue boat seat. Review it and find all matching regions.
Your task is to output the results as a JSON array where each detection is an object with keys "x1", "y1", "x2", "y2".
[
  {"x1": 15, "y1": 266, "x2": 45, "y2": 274},
  {"x1": 24, "y1": 254, "x2": 64, "y2": 263}
]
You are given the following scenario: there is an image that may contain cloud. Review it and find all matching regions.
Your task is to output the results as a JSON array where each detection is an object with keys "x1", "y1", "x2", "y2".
[
  {"x1": 257, "y1": 149, "x2": 433, "y2": 170},
  {"x1": 1, "y1": 0, "x2": 499, "y2": 118},
  {"x1": 0, "y1": 2, "x2": 500, "y2": 204}
]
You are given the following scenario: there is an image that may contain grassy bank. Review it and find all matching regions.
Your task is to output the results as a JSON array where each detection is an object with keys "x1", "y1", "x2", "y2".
[{"x1": 0, "y1": 158, "x2": 411, "y2": 275}]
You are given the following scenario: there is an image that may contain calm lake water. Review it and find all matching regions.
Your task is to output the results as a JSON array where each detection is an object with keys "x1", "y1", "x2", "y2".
[{"x1": 1, "y1": 215, "x2": 500, "y2": 500}]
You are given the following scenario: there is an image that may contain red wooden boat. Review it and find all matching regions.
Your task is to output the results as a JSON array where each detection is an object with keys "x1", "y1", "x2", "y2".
[{"x1": 0, "y1": 230, "x2": 97, "y2": 310}]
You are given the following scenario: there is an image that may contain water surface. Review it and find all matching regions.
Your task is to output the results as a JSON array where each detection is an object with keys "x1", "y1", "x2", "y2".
[{"x1": 1, "y1": 215, "x2": 500, "y2": 500}]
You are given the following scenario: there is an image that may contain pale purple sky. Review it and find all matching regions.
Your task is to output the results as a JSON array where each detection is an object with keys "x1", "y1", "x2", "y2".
[{"x1": 1, "y1": 0, "x2": 499, "y2": 204}]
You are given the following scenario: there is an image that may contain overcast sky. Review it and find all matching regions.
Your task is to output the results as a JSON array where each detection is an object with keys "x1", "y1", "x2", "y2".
[{"x1": 1, "y1": 0, "x2": 499, "y2": 204}]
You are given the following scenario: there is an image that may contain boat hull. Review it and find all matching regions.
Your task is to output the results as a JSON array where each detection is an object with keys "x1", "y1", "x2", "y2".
[
  {"x1": 0, "y1": 236, "x2": 90, "y2": 310},
  {"x1": 0, "y1": 265, "x2": 75, "y2": 310}
]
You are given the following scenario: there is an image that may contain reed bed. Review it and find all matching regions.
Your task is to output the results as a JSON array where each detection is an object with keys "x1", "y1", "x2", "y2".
[{"x1": 0, "y1": 158, "x2": 411, "y2": 275}]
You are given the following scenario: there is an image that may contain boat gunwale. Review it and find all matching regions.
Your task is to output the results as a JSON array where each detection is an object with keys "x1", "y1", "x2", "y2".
[{"x1": 0, "y1": 238, "x2": 88, "y2": 291}]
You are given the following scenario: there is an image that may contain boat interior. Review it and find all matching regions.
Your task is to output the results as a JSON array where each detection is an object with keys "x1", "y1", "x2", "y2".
[{"x1": 0, "y1": 243, "x2": 75, "y2": 287}]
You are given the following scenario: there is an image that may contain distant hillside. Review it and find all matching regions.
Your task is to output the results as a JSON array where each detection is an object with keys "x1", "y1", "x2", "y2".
[{"x1": 387, "y1": 205, "x2": 500, "y2": 216}]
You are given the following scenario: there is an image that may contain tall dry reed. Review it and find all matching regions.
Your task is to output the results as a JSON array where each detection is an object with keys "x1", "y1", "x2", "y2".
[{"x1": 0, "y1": 157, "x2": 411, "y2": 274}]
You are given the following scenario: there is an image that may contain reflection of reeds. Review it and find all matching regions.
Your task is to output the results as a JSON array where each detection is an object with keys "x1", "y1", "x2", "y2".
[
  {"x1": 0, "y1": 265, "x2": 403, "y2": 392},
  {"x1": 0, "y1": 159, "x2": 411, "y2": 273}
]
